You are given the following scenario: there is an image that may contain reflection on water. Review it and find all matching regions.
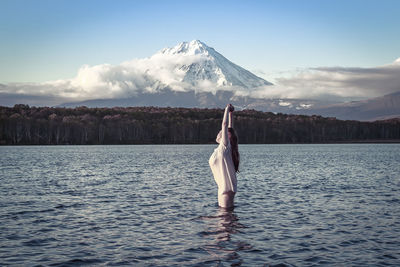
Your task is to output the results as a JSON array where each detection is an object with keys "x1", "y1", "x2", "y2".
[{"x1": 200, "y1": 208, "x2": 252, "y2": 266}]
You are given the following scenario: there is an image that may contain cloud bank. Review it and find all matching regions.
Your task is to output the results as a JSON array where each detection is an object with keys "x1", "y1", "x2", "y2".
[
  {"x1": 1, "y1": 51, "x2": 216, "y2": 103},
  {"x1": 253, "y1": 58, "x2": 400, "y2": 101},
  {"x1": 1, "y1": 53, "x2": 400, "y2": 106}
]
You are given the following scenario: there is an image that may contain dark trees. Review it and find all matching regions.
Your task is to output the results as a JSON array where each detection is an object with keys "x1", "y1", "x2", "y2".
[{"x1": 0, "y1": 105, "x2": 399, "y2": 145}]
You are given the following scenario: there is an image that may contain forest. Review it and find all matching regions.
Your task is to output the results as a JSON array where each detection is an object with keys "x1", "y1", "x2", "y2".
[{"x1": 1, "y1": 104, "x2": 399, "y2": 145}]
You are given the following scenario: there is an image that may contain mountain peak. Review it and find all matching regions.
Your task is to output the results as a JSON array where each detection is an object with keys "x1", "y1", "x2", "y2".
[
  {"x1": 189, "y1": 39, "x2": 207, "y2": 47},
  {"x1": 159, "y1": 40, "x2": 212, "y2": 56}
]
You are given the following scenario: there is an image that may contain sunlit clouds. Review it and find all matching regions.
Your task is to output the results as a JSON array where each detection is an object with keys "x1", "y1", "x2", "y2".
[{"x1": 1, "y1": 54, "x2": 400, "y2": 104}]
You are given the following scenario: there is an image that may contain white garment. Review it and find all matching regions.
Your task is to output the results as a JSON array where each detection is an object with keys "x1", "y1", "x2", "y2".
[{"x1": 209, "y1": 142, "x2": 237, "y2": 195}]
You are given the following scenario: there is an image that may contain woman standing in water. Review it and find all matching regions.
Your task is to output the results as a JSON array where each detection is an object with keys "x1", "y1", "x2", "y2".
[{"x1": 209, "y1": 104, "x2": 240, "y2": 209}]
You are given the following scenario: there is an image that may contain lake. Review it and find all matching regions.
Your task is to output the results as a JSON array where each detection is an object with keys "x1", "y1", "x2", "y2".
[{"x1": 1, "y1": 144, "x2": 399, "y2": 266}]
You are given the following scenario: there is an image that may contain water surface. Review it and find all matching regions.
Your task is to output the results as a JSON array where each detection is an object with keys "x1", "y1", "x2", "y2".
[{"x1": 1, "y1": 144, "x2": 399, "y2": 266}]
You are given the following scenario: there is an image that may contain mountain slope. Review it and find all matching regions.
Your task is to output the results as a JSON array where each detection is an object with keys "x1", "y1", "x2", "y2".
[
  {"x1": 59, "y1": 89, "x2": 400, "y2": 121},
  {"x1": 300, "y1": 91, "x2": 400, "y2": 121}
]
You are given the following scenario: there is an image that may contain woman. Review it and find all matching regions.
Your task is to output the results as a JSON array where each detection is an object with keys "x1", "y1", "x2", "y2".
[{"x1": 209, "y1": 104, "x2": 240, "y2": 209}]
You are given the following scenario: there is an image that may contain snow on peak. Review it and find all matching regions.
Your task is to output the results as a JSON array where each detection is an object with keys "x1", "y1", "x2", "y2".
[{"x1": 159, "y1": 40, "x2": 211, "y2": 56}]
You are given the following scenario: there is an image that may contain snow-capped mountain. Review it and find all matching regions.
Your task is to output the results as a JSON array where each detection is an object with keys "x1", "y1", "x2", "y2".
[
  {"x1": 149, "y1": 40, "x2": 272, "y2": 90},
  {"x1": 27, "y1": 40, "x2": 271, "y2": 100}
]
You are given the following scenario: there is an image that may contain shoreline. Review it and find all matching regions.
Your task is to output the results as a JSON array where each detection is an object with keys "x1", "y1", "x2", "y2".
[{"x1": 1, "y1": 140, "x2": 400, "y2": 146}]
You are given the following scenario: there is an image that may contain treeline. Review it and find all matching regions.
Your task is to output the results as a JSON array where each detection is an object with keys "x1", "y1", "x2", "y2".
[{"x1": 1, "y1": 104, "x2": 399, "y2": 145}]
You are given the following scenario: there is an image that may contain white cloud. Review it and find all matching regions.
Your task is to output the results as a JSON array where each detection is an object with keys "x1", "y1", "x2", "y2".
[
  {"x1": 0, "y1": 51, "x2": 212, "y2": 103},
  {"x1": 278, "y1": 101, "x2": 292, "y2": 107},
  {"x1": 252, "y1": 58, "x2": 400, "y2": 101}
]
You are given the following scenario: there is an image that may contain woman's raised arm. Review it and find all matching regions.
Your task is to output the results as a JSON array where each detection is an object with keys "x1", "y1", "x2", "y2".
[
  {"x1": 228, "y1": 107, "x2": 233, "y2": 128},
  {"x1": 221, "y1": 104, "x2": 231, "y2": 146}
]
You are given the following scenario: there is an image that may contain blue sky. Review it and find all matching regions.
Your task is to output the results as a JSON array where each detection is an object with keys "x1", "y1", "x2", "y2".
[{"x1": 1, "y1": 0, "x2": 399, "y2": 84}]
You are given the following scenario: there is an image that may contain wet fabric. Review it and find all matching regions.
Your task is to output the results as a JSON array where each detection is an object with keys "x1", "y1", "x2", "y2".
[{"x1": 209, "y1": 142, "x2": 237, "y2": 195}]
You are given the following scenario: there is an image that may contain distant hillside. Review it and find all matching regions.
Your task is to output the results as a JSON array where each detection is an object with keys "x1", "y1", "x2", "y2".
[
  {"x1": 1, "y1": 105, "x2": 399, "y2": 145},
  {"x1": 300, "y1": 91, "x2": 400, "y2": 121},
  {"x1": 59, "y1": 90, "x2": 400, "y2": 122}
]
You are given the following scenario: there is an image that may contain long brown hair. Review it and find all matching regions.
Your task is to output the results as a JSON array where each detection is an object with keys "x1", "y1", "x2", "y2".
[{"x1": 228, "y1": 128, "x2": 240, "y2": 172}]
